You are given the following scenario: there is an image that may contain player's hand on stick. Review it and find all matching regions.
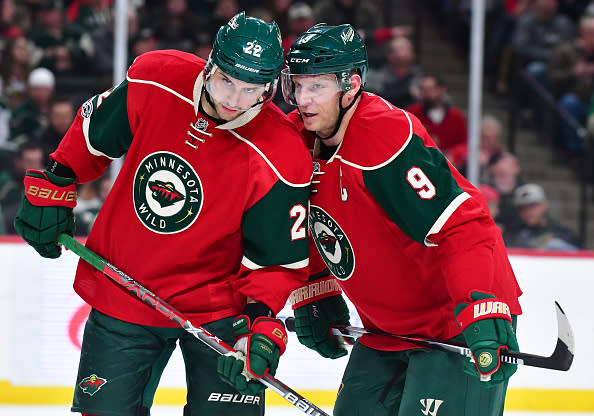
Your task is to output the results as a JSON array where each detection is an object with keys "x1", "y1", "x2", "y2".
[
  {"x1": 217, "y1": 316, "x2": 287, "y2": 394},
  {"x1": 14, "y1": 169, "x2": 76, "y2": 258},
  {"x1": 454, "y1": 291, "x2": 519, "y2": 385},
  {"x1": 293, "y1": 294, "x2": 352, "y2": 359}
]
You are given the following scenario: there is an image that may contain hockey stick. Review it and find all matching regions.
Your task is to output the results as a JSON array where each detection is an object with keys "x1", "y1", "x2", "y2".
[
  {"x1": 285, "y1": 301, "x2": 574, "y2": 371},
  {"x1": 57, "y1": 234, "x2": 330, "y2": 416}
]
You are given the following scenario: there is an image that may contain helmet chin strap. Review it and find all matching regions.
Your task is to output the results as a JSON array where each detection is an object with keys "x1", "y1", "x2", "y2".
[
  {"x1": 202, "y1": 89, "x2": 227, "y2": 124},
  {"x1": 306, "y1": 88, "x2": 361, "y2": 141}
]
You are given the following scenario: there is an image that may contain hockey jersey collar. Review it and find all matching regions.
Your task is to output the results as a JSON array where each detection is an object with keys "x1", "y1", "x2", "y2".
[
  {"x1": 321, "y1": 93, "x2": 414, "y2": 171},
  {"x1": 193, "y1": 71, "x2": 264, "y2": 130}
]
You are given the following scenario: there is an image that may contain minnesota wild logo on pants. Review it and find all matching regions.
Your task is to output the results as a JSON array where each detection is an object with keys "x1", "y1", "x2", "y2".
[
  {"x1": 79, "y1": 374, "x2": 107, "y2": 396},
  {"x1": 309, "y1": 205, "x2": 355, "y2": 280},
  {"x1": 133, "y1": 152, "x2": 203, "y2": 233}
]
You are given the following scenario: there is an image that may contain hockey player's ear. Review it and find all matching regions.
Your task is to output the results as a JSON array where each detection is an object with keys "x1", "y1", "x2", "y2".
[
  {"x1": 343, "y1": 74, "x2": 362, "y2": 105},
  {"x1": 348, "y1": 74, "x2": 362, "y2": 95}
]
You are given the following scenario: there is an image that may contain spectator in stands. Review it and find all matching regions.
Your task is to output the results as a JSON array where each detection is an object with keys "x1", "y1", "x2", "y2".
[
  {"x1": 480, "y1": 184, "x2": 503, "y2": 232},
  {"x1": 366, "y1": 36, "x2": 423, "y2": 109},
  {"x1": 486, "y1": 151, "x2": 524, "y2": 232},
  {"x1": 0, "y1": 0, "x2": 24, "y2": 41},
  {"x1": 451, "y1": 114, "x2": 506, "y2": 179},
  {"x1": 0, "y1": 141, "x2": 45, "y2": 234},
  {"x1": 210, "y1": 0, "x2": 241, "y2": 36},
  {"x1": 481, "y1": 114, "x2": 505, "y2": 156},
  {"x1": 406, "y1": 74, "x2": 468, "y2": 156},
  {"x1": 38, "y1": 95, "x2": 75, "y2": 158},
  {"x1": 281, "y1": 2, "x2": 315, "y2": 56},
  {"x1": 549, "y1": 14, "x2": 594, "y2": 156},
  {"x1": 151, "y1": 0, "x2": 204, "y2": 52},
  {"x1": 269, "y1": 0, "x2": 293, "y2": 35},
  {"x1": 67, "y1": 0, "x2": 112, "y2": 32},
  {"x1": 27, "y1": 3, "x2": 94, "y2": 92},
  {"x1": 312, "y1": 0, "x2": 385, "y2": 66},
  {"x1": 477, "y1": 114, "x2": 506, "y2": 179},
  {"x1": 273, "y1": 2, "x2": 316, "y2": 114},
  {"x1": 0, "y1": 36, "x2": 32, "y2": 110},
  {"x1": 67, "y1": 0, "x2": 114, "y2": 79},
  {"x1": 486, "y1": 0, "x2": 533, "y2": 94},
  {"x1": 504, "y1": 183, "x2": 582, "y2": 249},
  {"x1": 9, "y1": 67, "x2": 55, "y2": 146},
  {"x1": 511, "y1": 0, "x2": 576, "y2": 125},
  {"x1": 193, "y1": 31, "x2": 212, "y2": 60},
  {"x1": 9, "y1": 67, "x2": 54, "y2": 143},
  {"x1": 130, "y1": 27, "x2": 159, "y2": 62}
]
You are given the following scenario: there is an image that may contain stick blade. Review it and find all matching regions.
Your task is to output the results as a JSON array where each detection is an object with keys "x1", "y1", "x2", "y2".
[{"x1": 551, "y1": 301, "x2": 575, "y2": 371}]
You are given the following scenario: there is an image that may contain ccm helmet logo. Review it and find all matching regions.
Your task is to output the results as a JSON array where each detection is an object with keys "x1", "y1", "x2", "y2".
[{"x1": 289, "y1": 58, "x2": 310, "y2": 63}]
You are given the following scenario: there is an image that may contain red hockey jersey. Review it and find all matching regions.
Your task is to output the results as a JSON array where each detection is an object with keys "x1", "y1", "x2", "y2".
[
  {"x1": 290, "y1": 92, "x2": 522, "y2": 351},
  {"x1": 52, "y1": 50, "x2": 312, "y2": 327}
]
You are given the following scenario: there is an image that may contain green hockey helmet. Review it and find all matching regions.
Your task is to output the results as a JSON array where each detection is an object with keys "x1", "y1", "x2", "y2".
[
  {"x1": 281, "y1": 23, "x2": 368, "y2": 105},
  {"x1": 206, "y1": 11, "x2": 283, "y2": 86}
]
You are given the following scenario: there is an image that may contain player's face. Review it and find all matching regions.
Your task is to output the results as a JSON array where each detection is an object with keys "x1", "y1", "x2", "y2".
[
  {"x1": 206, "y1": 70, "x2": 267, "y2": 121},
  {"x1": 292, "y1": 74, "x2": 342, "y2": 136}
]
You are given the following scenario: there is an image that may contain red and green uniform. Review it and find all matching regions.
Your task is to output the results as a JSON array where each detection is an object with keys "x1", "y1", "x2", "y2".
[
  {"x1": 58, "y1": 49, "x2": 312, "y2": 415},
  {"x1": 290, "y1": 92, "x2": 521, "y2": 351},
  {"x1": 289, "y1": 92, "x2": 522, "y2": 415},
  {"x1": 53, "y1": 50, "x2": 312, "y2": 326}
]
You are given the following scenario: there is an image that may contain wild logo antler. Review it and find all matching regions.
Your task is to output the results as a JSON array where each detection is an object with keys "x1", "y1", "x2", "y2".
[{"x1": 149, "y1": 180, "x2": 185, "y2": 207}]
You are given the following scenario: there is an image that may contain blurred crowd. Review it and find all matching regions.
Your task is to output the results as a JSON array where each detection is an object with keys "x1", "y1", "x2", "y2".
[{"x1": 0, "y1": 0, "x2": 584, "y2": 250}]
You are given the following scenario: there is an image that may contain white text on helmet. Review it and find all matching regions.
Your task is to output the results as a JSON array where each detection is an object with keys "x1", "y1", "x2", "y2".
[
  {"x1": 289, "y1": 58, "x2": 310, "y2": 63},
  {"x1": 234, "y1": 63, "x2": 260, "y2": 73}
]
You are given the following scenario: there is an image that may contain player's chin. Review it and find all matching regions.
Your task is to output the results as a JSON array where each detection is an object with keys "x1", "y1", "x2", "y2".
[{"x1": 301, "y1": 114, "x2": 320, "y2": 130}]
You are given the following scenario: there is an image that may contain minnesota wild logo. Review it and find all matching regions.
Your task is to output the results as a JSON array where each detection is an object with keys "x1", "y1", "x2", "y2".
[
  {"x1": 149, "y1": 180, "x2": 185, "y2": 207},
  {"x1": 79, "y1": 374, "x2": 107, "y2": 396},
  {"x1": 309, "y1": 205, "x2": 355, "y2": 280},
  {"x1": 133, "y1": 152, "x2": 203, "y2": 233}
]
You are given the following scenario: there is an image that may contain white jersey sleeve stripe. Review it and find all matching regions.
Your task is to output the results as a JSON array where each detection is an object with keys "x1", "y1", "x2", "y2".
[
  {"x1": 127, "y1": 74, "x2": 194, "y2": 106},
  {"x1": 82, "y1": 116, "x2": 118, "y2": 160},
  {"x1": 337, "y1": 107, "x2": 413, "y2": 171},
  {"x1": 424, "y1": 192, "x2": 471, "y2": 247},
  {"x1": 230, "y1": 130, "x2": 312, "y2": 187}
]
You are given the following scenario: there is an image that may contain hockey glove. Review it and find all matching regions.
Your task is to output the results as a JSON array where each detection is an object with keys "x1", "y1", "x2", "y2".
[
  {"x1": 290, "y1": 276, "x2": 351, "y2": 359},
  {"x1": 454, "y1": 291, "x2": 519, "y2": 385},
  {"x1": 217, "y1": 316, "x2": 287, "y2": 395},
  {"x1": 14, "y1": 169, "x2": 76, "y2": 258}
]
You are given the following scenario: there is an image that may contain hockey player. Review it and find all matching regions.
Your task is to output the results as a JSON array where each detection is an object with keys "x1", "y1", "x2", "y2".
[
  {"x1": 281, "y1": 24, "x2": 523, "y2": 416},
  {"x1": 14, "y1": 12, "x2": 312, "y2": 416}
]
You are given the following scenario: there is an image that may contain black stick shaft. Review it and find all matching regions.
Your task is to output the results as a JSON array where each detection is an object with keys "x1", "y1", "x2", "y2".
[{"x1": 285, "y1": 314, "x2": 573, "y2": 371}]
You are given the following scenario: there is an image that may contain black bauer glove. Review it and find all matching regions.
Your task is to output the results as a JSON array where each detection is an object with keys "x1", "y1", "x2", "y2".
[
  {"x1": 14, "y1": 169, "x2": 76, "y2": 258},
  {"x1": 289, "y1": 275, "x2": 351, "y2": 359},
  {"x1": 454, "y1": 291, "x2": 519, "y2": 386}
]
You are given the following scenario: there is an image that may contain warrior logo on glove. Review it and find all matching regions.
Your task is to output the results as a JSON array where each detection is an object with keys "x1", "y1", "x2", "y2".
[
  {"x1": 309, "y1": 205, "x2": 355, "y2": 280},
  {"x1": 133, "y1": 152, "x2": 203, "y2": 233}
]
